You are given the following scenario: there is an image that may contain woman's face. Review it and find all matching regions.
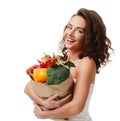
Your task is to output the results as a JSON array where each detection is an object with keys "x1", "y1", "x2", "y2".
[{"x1": 64, "y1": 15, "x2": 86, "y2": 51}]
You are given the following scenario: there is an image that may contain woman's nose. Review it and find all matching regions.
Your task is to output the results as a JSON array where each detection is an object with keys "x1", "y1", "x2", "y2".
[{"x1": 68, "y1": 29, "x2": 75, "y2": 37}]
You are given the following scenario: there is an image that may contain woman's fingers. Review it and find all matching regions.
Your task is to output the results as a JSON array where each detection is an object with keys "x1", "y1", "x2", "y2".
[
  {"x1": 43, "y1": 94, "x2": 72, "y2": 109},
  {"x1": 48, "y1": 93, "x2": 59, "y2": 100},
  {"x1": 58, "y1": 94, "x2": 72, "y2": 106}
]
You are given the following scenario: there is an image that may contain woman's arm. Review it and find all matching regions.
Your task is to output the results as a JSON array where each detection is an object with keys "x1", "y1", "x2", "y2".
[
  {"x1": 24, "y1": 81, "x2": 44, "y2": 105},
  {"x1": 33, "y1": 57, "x2": 96, "y2": 119},
  {"x1": 24, "y1": 81, "x2": 72, "y2": 109}
]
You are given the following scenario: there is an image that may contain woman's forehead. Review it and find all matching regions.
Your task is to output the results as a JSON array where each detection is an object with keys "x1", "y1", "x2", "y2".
[{"x1": 69, "y1": 15, "x2": 86, "y2": 28}]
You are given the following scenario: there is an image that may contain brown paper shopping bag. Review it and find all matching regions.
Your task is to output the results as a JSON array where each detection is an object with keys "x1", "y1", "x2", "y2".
[
  {"x1": 31, "y1": 74, "x2": 74, "y2": 121},
  {"x1": 31, "y1": 74, "x2": 74, "y2": 99}
]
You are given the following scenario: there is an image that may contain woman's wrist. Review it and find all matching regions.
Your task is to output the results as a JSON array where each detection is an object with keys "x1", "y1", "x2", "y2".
[{"x1": 38, "y1": 98, "x2": 45, "y2": 107}]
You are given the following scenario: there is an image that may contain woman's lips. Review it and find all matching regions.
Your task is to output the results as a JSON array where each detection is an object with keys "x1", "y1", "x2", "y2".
[{"x1": 67, "y1": 38, "x2": 75, "y2": 43}]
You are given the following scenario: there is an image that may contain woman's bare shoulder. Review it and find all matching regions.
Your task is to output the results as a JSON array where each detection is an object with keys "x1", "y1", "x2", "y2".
[
  {"x1": 75, "y1": 57, "x2": 96, "y2": 83},
  {"x1": 75, "y1": 57, "x2": 95, "y2": 66},
  {"x1": 74, "y1": 57, "x2": 96, "y2": 75}
]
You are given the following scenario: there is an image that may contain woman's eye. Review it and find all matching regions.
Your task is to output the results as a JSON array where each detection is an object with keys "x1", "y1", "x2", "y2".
[{"x1": 76, "y1": 28, "x2": 84, "y2": 33}]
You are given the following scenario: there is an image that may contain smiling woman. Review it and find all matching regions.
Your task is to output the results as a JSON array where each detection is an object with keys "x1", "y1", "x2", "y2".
[
  {"x1": 63, "y1": 15, "x2": 86, "y2": 53},
  {"x1": 24, "y1": 8, "x2": 113, "y2": 121},
  {"x1": 0, "y1": 0, "x2": 119, "y2": 121}
]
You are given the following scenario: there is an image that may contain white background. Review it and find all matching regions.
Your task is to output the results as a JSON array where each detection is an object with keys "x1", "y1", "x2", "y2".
[{"x1": 0, "y1": 0, "x2": 120, "y2": 121}]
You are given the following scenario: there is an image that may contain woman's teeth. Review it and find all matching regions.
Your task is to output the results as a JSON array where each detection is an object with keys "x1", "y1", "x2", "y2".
[{"x1": 67, "y1": 38, "x2": 75, "y2": 42}]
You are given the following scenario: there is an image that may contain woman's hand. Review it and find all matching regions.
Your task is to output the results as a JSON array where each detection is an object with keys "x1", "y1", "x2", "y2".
[
  {"x1": 24, "y1": 81, "x2": 72, "y2": 110},
  {"x1": 33, "y1": 103, "x2": 45, "y2": 119},
  {"x1": 42, "y1": 94, "x2": 72, "y2": 109}
]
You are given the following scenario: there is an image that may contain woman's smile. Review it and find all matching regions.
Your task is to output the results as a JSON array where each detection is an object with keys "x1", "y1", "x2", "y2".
[{"x1": 67, "y1": 37, "x2": 76, "y2": 43}]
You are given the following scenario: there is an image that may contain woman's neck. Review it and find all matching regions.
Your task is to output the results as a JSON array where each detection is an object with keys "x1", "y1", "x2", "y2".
[{"x1": 67, "y1": 50, "x2": 81, "y2": 62}]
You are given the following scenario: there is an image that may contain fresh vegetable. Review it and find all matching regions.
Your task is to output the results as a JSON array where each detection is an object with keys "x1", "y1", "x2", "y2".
[
  {"x1": 45, "y1": 58, "x2": 58, "y2": 68},
  {"x1": 26, "y1": 64, "x2": 40, "y2": 79},
  {"x1": 26, "y1": 53, "x2": 75, "y2": 84},
  {"x1": 46, "y1": 61, "x2": 75, "y2": 85},
  {"x1": 46, "y1": 65, "x2": 69, "y2": 85},
  {"x1": 26, "y1": 53, "x2": 58, "y2": 82},
  {"x1": 37, "y1": 53, "x2": 58, "y2": 68},
  {"x1": 32, "y1": 68, "x2": 47, "y2": 82},
  {"x1": 26, "y1": 65, "x2": 40, "y2": 75}
]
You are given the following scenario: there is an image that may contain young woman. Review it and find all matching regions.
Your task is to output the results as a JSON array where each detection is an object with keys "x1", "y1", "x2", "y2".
[{"x1": 24, "y1": 8, "x2": 113, "y2": 121}]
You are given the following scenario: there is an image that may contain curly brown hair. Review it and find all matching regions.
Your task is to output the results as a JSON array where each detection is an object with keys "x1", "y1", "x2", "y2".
[{"x1": 59, "y1": 8, "x2": 113, "y2": 73}]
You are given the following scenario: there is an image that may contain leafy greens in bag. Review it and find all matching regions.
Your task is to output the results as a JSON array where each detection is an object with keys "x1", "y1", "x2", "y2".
[{"x1": 47, "y1": 61, "x2": 75, "y2": 85}]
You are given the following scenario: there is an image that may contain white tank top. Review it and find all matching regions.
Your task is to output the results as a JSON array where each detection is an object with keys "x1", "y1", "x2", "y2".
[{"x1": 69, "y1": 84, "x2": 94, "y2": 121}]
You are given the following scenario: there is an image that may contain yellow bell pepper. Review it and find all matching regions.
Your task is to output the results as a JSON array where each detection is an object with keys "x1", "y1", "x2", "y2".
[{"x1": 32, "y1": 68, "x2": 47, "y2": 82}]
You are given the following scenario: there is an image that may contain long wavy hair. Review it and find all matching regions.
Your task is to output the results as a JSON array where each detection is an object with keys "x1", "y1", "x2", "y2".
[{"x1": 58, "y1": 8, "x2": 113, "y2": 73}]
